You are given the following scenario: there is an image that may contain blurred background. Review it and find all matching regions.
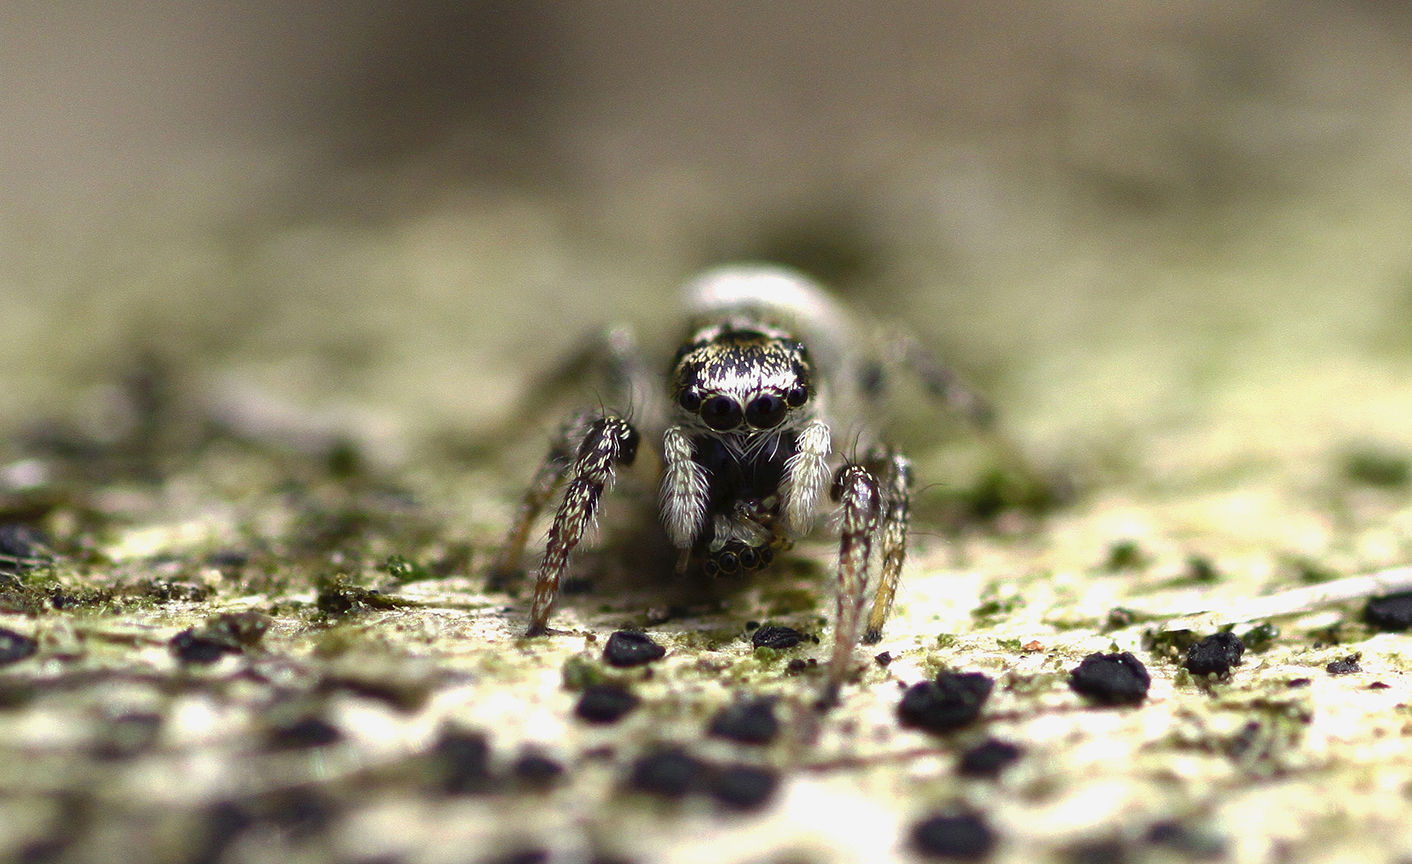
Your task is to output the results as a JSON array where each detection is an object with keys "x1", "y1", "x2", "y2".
[{"x1": 5, "y1": 0, "x2": 1412, "y2": 488}]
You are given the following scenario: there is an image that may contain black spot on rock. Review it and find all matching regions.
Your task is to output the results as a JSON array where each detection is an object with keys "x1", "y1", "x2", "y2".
[
  {"x1": 627, "y1": 747, "x2": 706, "y2": 798},
  {"x1": 0, "y1": 627, "x2": 37, "y2": 665},
  {"x1": 751, "y1": 625, "x2": 804, "y2": 650},
  {"x1": 91, "y1": 713, "x2": 163, "y2": 761},
  {"x1": 911, "y1": 812, "x2": 997, "y2": 860},
  {"x1": 898, "y1": 672, "x2": 994, "y2": 733},
  {"x1": 603, "y1": 631, "x2": 665, "y2": 667},
  {"x1": 575, "y1": 684, "x2": 640, "y2": 724},
  {"x1": 191, "y1": 802, "x2": 254, "y2": 864},
  {"x1": 207, "y1": 611, "x2": 271, "y2": 648},
  {"x1": 958, "y1": 738, "x2": 1023, "y2": 779},
  {"x1": 709, "y1": 764, "x2": 779, "y2": 812},
  {"x1": 707, "y1": 698, "x2": 779, "y2": 745},
  {"x1": 431, "y1": 729, "x2": 494, "y2": 794},
  {"x1": 1144, "y1": 821, "x2": 1226, "y2": 860},
  {"x1": 1184, "y1": 632, "x2": 1245, "y2": 677},
  {"x1": 1326, "y1": 654, "x2": 1361, "y2": 675},
  {"x1": 1365, "y1": 592, "x2": 1412, "y2": 631},
  {"x1": 170, "y1": 629, "x2": 237, "y2": 665},
  {"x1": 489, "y1": 851, "x2": 549, "y2": 864},
  {"x1": 1287, "y1": 677, "x2": 1311, "y2": 688},
  {"x1": 512, "y1": 753, "x2": 564, "y2": 790},
  {"x1": 266, "y1": 716, "x2": 341, "y2": 750},
  {"x1": 1069, "y1": 652, "x2": 1150, "y2": 705},
  {"x1": 261, "y1": 788, "x2": 332, "y2": 838},
  {"x1": 1064, "y1": 839, "x2": 1126, "y2": 864}
]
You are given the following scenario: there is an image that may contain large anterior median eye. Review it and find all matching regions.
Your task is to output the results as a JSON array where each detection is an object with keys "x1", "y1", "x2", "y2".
[
  {"x1": 701, "y1": 395, "x2": 743, "y2": 430},
  {"x1": 745, "y1": 393, "x2": 787, "y2": 429}
]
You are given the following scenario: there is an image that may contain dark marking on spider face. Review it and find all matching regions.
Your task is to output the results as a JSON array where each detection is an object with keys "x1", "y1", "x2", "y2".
[{"x1": 671, "y1": 325, "x2": 812, "y2": 431}]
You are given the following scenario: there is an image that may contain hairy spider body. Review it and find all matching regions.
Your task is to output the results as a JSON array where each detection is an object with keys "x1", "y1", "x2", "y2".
[{"x1": 494, "y1": 265, "x2": 992, "y2": 700}]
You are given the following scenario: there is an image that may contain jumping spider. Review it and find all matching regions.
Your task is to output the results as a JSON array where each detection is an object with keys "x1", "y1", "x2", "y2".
[{"x1": 493, "y1": 264, "x2": 998, "y2": 699}]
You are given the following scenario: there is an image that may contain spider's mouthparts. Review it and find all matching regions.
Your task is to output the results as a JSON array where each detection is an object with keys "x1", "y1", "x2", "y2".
[{"x1": 702, "y1": 541, "x2": 774, "y2": 578}]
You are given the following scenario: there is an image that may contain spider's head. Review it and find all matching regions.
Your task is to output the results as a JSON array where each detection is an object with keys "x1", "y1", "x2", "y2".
[{"x1": 670, "y1": 322, "x2": 813, "y2": 434}]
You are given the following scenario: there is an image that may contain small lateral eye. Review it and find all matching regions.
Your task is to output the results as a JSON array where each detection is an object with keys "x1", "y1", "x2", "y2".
[
  {"x1": 745, "y1": 394, "x2": 787, "y2": 429},
  {"x1": 677, "y1": 387, "x2": 703, "y2": 412},
  {"x1": 701, "y1": 395, "x2": 743, "y2": 431},
  {"x1": 784, "y1": 386, "x2": 809, "y2": 408}
]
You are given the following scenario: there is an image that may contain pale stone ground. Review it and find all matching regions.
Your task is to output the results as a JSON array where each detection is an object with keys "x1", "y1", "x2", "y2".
[{"x1": 7, "y1": 3, "x2": 1412, "y2": 863}]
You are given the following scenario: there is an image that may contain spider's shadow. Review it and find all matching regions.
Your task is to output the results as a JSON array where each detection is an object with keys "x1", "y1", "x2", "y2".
[{"x1": 501, "y1": 497, "x2": 827, "y2": 634}]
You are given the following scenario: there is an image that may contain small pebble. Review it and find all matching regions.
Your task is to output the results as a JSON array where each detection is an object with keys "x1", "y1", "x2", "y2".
[
  {"x1": 1286, "y1": 677, "x2": 1311, "y2": 688},
  {"x1": 1065, "y1": 839, "x2": 1126, "y2": 864},
  {"x1": 898, "y1": 672, "x2": 994, "y2": 733},
  {"x1": 627, "y1": 747, "x2": 706, "y2": 798},
  {"x1": 207, "y1": 611, "x2": 271, "y2": 647},
  {"x1": 512, "y1": 753, "x2": 564, "y2": 789},
  {"x1": 784, "y1": 658, "x2": 812, "y2": 675},
  {"x1": 0, "y1": 627, "x2": 37, "y2": 665},
  {"x1": 170, "y1": 629, "x2": 237, "y2": 665},
  {"x1": 575, "y1": 684, "x2": 640, "y2": 724},
  {"x1": 1069, "y1": 652, "x2": 1150, "y2": 705},
  {"x1": 1184, "y1": 632, "x2": 1245, "y2": 677},
  {"x1": 266, "y1": 716, "x2": 341, "y2": 750},
  {"x1": 1144, "y1": 821, "x2": 1226, "y2": 860},
  {"x1": 432, "y1": 729, "x2": 493, "y2": 794},
  {"x1": 709, "y1": 764, "x2": 779, "y2": 812},
  {"x1": 751, "y1": 625, "x2": 804, "y2": 650},
  {"x1": 603, "y1": 631, "x2": 666, "y2": 667},
  {"x1": 707, "y1": 698, "x2": 779, "y2": 745},
  {"x1": 958, "y1": 738, "x2": 1023, "y2": 779},
  {"x1": 911, "y1": 813, "x2": 997, "y2": 860},
  {"x1": 1326, "y1": 655, "x2": 1361, "y2": 675},
  {"x1": 1364, "y1": 591, "x2": 1412, "y2": 631},
  {"x1": 875, "y1": 651, "x2": 893, "y2": 667}
]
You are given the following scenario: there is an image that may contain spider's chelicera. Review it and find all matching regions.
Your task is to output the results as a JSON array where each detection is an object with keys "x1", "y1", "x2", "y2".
[{"x1": 492, "y1": 264, "x2": 994, "y2": 700}]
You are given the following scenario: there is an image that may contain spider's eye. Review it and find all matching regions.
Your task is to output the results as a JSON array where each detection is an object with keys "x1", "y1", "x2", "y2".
[
  {"x1": 745, "y1": 394, "x2": 787, "y2": 429},
  {"x1": 701, "y1": 395, "x2": 743, "y2": 431},
  {"x1": 677, "y1": 387, "x2": 703, "y2": 412},
  {"x1": 784, "y1": 386, "x2": 809, "y2": 408}
]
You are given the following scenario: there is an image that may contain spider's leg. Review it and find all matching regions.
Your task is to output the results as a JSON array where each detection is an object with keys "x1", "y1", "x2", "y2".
[
  {"x1": 488, "y1": 419, "x2": 579, "y2": 585},
  {"x1": 885, "y1": 330, "x2": 995, "y2": 429},
  {"x1": 527, "y1": 414, "x2": 640, "y2": 635},
  {"x1": 862, "y1": 449, "x2": 912, "y2": 645},
  {"x1": 823, "y1": 462, "x2": 883, "y2": 704}
]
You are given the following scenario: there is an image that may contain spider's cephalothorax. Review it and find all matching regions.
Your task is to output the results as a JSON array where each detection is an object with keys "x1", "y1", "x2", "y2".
[
  {"x1": 491, "y1": 264, "x2": 995, "y2": 701},
  {"x1": 664, "y1": 322, "x2": 818, "y2": 579}
]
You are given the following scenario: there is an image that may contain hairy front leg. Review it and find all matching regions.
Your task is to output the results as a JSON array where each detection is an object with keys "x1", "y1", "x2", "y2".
[{"x1": 527, "y1": 415, "x2": 640, "y2": 635}]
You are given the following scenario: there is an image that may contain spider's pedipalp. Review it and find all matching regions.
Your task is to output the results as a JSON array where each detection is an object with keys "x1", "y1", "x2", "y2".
[
  {"x1": 660, "y1": 425, "x2": 709, "y2": 554},
  {"x1": 780, "y1": 419, "x2": 832, "y2": 535}
]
